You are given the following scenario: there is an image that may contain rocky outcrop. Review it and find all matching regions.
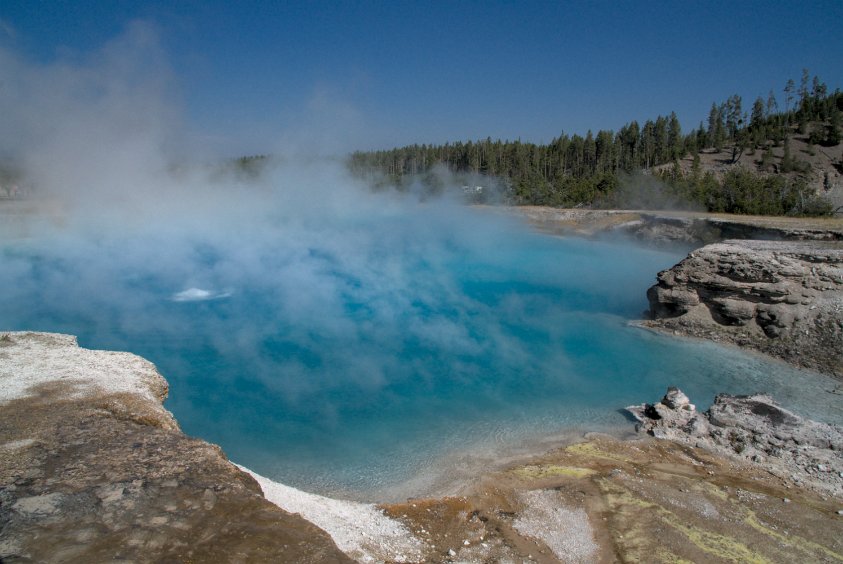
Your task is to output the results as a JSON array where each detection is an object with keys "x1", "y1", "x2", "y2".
[
  {"x1": 644, "y1": 239, "x2": 843, "y2": 376},
  {"x1": 628, "y1": 388, "x2": 843, "y2": 498},
  {"x1": 0, "y1": 332, "x2": 351, "y2": 563}
]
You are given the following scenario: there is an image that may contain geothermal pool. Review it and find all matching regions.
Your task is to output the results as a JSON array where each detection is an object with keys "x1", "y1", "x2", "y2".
[{"x1": 1, "y1": 198, "x2": 841, "y2": 500}]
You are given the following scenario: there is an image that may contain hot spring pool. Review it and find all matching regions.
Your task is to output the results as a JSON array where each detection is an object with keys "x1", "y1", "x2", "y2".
[{"x1": 2, "y1": 200, "x2": 840, "y2": 500}]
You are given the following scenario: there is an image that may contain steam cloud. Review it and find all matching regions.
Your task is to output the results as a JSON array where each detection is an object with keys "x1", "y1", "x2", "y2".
[
  {"x1": 0, "y1": 24, "x2": 699, "y2": 492},
  {"x1": 0, "y1": 23, "x2": 561, "y2": 398},
  {"x1": 0, "y1": 21, "x2": 684, "y2": 412}
]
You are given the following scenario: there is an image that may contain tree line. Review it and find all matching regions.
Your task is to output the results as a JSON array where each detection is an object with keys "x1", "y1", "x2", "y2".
[{"x1": 348, "y1": 71, "x2": 842, "y2": 215}]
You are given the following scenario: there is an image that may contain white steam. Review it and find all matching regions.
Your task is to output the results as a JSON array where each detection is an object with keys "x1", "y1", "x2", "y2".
[
  {"x1": 0, "y1": 23, "x2": 554, "y2": 399},
  {"x1": 0, "y1": 22, "x2": 185, "y2": 211},
  {"x1": 0, "y1": 24, "x2": 695, "y2": 495}
]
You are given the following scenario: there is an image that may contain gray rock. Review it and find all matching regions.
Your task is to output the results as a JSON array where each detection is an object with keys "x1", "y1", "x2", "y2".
[
  {"x1": 629, "y1": 388, "x2": 843, "y2": 499},
  {"x1": 662, "y1": 387, "x2": 692, "y2": 410},
  {"x1": 12, "y1": 493, "x2": 64, "y2": 515},
  {"x1": 643, "y1": 240, "x2": 843, "y2": 377}
]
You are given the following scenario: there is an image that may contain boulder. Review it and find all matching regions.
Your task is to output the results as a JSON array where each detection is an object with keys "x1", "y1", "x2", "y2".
[
  {"x1": 643, "y1": 240, "x2": 843, "y2": 376},
  {"x1": 628, "y1": 387, "x2": 843, "y2": 499}
]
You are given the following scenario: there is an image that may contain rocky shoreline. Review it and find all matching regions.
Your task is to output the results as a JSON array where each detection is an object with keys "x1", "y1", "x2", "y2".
[
  {"x1": 0, "y1": 332, "x2": 350, "y2": 562},
  {"x1": 3, "y1": 332, "x2": 843, "y2": 563},
  {"x1": 643, "y1": 239, "x2": 843, "y2": 377}
]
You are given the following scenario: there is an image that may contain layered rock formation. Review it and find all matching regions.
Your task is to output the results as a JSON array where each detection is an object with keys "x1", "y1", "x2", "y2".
[
  {"x1": 0, "y1": 332, "x2": 351, "y2": 562},
  {"x1": 628, "y1": 387, "x2": 843, "y2": 498},
  {"x1": 644, "y1": 239, "x2": 843, "y2": 376}
]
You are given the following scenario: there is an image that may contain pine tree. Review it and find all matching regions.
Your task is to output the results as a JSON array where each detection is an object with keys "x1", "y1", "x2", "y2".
[
  {"x1": 584, "y1": 130, "x2": 597, "y2": 174},
  {"x1": 685, "y1": 131, "x2": 698, "y2": 156},
  {"x1": 809, "y1": 123, "x2": 826, "y2": 146},
  {"x1": 696, "y1": 122, "x2": 707, "y2": 151},
  {"x1": 725, "y1": 95, "x2": 743, "y2": 140},
  {"x1": 654, "y1": 115, "x2": 669, "y2": 164},
  {"x1": 707, "y1": 103, "x2": 725, "y2": 150},
  {"x1": 766, "y1": 90, "x2": 778, "y2": 116},
  {"x1": 750, "y1": 97, "x2": 766, "y2": 148},
  {"x1": 799, "y1": 68, "x2": 810, "y2": 111},
  {"x1": 750, "y1": 97, "x2": 765, "y2": 128},
  {"x1": 642, "y1": 120, "x2": 656, "y2": 168},
  {"x1": 667, "y1": 112, "x2": 682, "y2": 159},
  {"x1": 784, "y1": 78, "x2": 796, "y2": 114},
  {"x1": 812, "y1": 75, "x2": 828, "y2": 120}
]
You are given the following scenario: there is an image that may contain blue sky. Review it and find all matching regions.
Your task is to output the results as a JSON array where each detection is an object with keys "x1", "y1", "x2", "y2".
[{"x1": 2, "y1": 1, "x2": 842, "y2": 156}]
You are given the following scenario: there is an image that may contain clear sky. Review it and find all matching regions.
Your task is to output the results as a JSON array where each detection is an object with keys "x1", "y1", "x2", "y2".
[{"x1": 2, "y1": 0, "x2": 842, "y2": 156}]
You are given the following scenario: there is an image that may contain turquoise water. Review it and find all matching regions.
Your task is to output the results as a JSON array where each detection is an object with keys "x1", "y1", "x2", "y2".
[{"x1": 1, "y1": 201, "x2": 840, "y2": 500}]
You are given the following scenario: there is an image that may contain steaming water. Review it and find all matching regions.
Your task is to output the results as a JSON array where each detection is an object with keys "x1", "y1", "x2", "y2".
[{"x1": 1, "y1": 201, "x2": 841, "y2": 501}]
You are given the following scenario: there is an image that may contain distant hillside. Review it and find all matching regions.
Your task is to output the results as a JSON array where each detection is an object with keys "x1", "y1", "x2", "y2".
[
  {"x1": 349, "y1": 71, "x2": 843, "y2": 216},
  {"x1": 654, "y1": 120, "x2": 843, "y2": 213}
]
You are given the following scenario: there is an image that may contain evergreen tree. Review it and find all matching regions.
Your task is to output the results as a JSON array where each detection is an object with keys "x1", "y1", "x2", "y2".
[
  {"x1": 784, "y1": 78, "x2": 796, "y2": 114},
  {"x1": 725, "y1": 95, "x2": 743, "y2": 139},
  {"x1": 348, "y1": 71, "x2": 839, "y2": 216},
  {"x1": 799, "y1": 68, "x2": 811, "y2": 111},
  {"x1": 707, "y1": 103, "x2": 725, "y2": 150},
  {"x1": 812, "y1": 75, "x2": 828, "y2": 119},
  {"x1": 766, "y1": 90, "x2": 778, "y2": 116},
  {"x1": 707, "y1": 103, "x2": 719, "y2": 148},
  {"x1": 696, "y1": 122, "x2": 707, "y2": 151},
  {"x1": 595, "y1": 130, "x2": 614, "y2": 173},
  {"x1": 584, "y1": 130, "x2": 597, "y2": 173},
  {"x1": 667, "y1": 112, "x2": 682, "y2": 159},
  {"x1": 642, "y1": 120, "x2": 656, "y2": 167},
  {"x1": 809, "y1": 123, "x2": 826, "y2": 146},
  {"x1": 750, "y1": 97, "x2": 766, "y2": 148},
  {"x1": 654, "y1": 115, "x2": 669, "y2": 164},
  {"x1": 798, "y1": 111, "x2": 808, "y2": 135},
  {"x1": 684, "y1": 131, "x2": 698, "y2": 156}
]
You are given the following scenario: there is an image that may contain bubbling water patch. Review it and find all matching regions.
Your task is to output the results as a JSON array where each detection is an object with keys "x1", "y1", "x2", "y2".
[{"x1": 1, "y1": 189, "x2": 840, "y2": 501}]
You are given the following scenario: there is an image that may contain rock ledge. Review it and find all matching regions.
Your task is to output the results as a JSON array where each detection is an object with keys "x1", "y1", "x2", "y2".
[
  {"x1": 628, "y1": 387, "x2": 843, "y2": 498},
  {"x1": 0, "y1": 331, "x2": 350, "y2": 563},
  {"x1": 643, "y1": 239, "x2": 843, "y2": 376}
]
